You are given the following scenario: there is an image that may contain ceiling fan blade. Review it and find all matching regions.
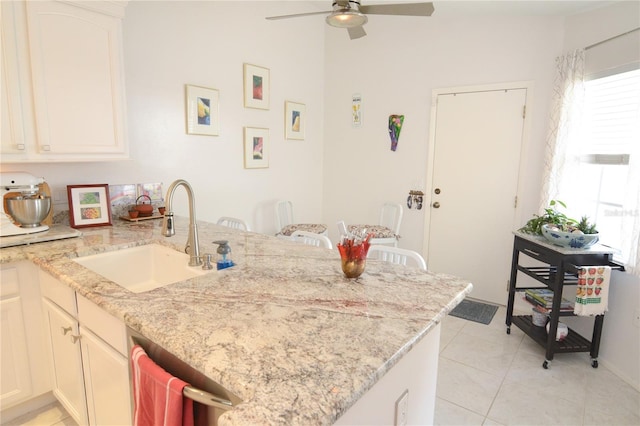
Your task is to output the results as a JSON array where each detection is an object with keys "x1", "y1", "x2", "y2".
[
  {"x1": 347, "y1": 26, "x2": 367, "y2": 39},
  {"x1": 360, "y1": 2, "x2": 435, "y2": 17},
  {"x1": 266, "y1": 10, "x2": 331, "y2": 20}
]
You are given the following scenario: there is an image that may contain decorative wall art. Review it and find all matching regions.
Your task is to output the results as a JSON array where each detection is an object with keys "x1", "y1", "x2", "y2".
[
  {"x1": 285, "y1": 101, "x2": 306, "y2": 140},
  {"x1": 388, "y1": 114, "x2": 404, "y2": 151},
  {"x1": 243, "y1": 63, "x2": 270, "y2": 110},
  {"x1": 67, "y1": 184, "x2": 113, "y2": 228},
  {"x1": 352, "y1": 93, "x2": 362, "y2": 127},
  {"x1": 186, "y1": 85, "x2": 220, "y2": 136},
  {"x1": 243, "y1": 127, "x2": 269, "y2": 169}
]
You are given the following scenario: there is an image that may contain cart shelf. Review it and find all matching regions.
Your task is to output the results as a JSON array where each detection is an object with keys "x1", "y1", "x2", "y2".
[{"x1": 506, "y1": 233, "x2": 623, "y2": 369}]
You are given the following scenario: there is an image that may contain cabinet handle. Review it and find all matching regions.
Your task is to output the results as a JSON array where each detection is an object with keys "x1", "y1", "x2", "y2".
[
  {"x1": 41, "y1": 145, "x2": 51, "y2": 151},
  {"x1": 17, "y1": 144, "x2": 25, "y2": 150},
  {"x1": 71, "y1": 334, "x2": 81, "y2": 344},
  {"x1": 61, "y1": 326, "x2": 72, "y2": 335}
]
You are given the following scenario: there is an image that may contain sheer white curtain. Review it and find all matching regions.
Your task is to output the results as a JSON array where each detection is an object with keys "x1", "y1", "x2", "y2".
[
  {"x1": 541, "y1": 49, "x2": 640, "y2": 276},
  {"x1": 621, "y1": 138, "x2": 640, "y2": 276},
  {"x1": 540, "y1": 49, "x2": 585, "y2": 210}
]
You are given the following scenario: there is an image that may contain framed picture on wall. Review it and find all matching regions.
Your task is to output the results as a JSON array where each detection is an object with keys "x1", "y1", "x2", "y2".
[
  {"x1": 67, "y1": 184, "x2": 113, "y2": 228},
  {"x1": 243, "y1": 63, "x2": 270, "y2": 110},
  {"x1": 185, "y1": 85, "x2": 220, "y2": 135},
  {"x1": 284, "y1": 101, "x2": 305, "y2": 140},
  {"x1": 243, "y1": 127, "x2": 269, "y2": 169}
]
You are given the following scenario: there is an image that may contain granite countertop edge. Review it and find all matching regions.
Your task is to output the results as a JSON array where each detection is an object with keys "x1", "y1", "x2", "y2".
[{"x1": 1, "y1": 218, "x2": 473, "y2": 425}]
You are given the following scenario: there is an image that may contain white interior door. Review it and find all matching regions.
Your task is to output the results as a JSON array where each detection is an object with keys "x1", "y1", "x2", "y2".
[{"x1": 426, "y1": 88, "x2": 527, "y2": 305}]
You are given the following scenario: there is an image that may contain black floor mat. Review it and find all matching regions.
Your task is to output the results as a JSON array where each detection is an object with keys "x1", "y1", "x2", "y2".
[{"x1": 448, "y1": 299, "x2": 499, "y2": 325}]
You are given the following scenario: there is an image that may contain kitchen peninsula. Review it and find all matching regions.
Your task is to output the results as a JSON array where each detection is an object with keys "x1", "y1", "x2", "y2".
[{"x1": 0, "y1": 217, "x2": 472, "y2": 425}]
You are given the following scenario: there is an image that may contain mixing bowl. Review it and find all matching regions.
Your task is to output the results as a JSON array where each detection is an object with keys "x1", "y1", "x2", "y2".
[{"x1": 6, "y1": 195, "x2": 51, "y2": 227}]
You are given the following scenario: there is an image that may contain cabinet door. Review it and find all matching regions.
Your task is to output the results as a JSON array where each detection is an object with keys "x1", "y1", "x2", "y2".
[
  {"x1": 1, "y1": 262, "x2": 51, "y2": 408},
  {"x1": 0, "y1": 297, "x2": 32, "y2": 406},
  {"x1": 0, "y1": 1, "x2": 28, "y2": 157},
  {"x1": 80, "y1": 326, "x2": 132, "y2": 425},
  {"x1": 42, "y1": 299, "x2": 88, "y2": 425},
  {"x1": 25, "y1": 0, "x2": 127, "y2": 156}
]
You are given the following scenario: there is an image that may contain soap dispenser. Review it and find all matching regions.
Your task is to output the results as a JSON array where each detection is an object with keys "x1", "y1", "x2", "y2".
[{"x1": 213, "y1": 240, "x2": 234, "y2": 270}]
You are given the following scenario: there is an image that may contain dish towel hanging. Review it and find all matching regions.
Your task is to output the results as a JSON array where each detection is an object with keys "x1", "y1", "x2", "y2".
[
  {"x1": 131, "y1": 344, "x2": 194, "y2": 426},
  {"x1": 574, "y1": 266, "x2": 611, "y2": 316}
]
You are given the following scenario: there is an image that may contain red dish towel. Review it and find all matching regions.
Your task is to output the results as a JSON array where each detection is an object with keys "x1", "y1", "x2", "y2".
[{"x1": 131, "y1": 345, "x2": 194, "y2": 426}]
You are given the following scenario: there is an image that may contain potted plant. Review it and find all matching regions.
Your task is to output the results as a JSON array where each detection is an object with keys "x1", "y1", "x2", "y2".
[{"x1": 520, "y1": 200, "x2": 599, "y2": 248}]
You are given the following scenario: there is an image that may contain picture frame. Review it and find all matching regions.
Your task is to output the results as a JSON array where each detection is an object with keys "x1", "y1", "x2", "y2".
[
  {"x1": 284, "y1": 101, "x2": 306, "y2": 140},
  {"x1": 243, "y1": 127, "x2": 269, "y2": 169},
  {"x1": 186, "y1": 84, "x2": 220, "y2": 136},
  {"x1": 67, "y1": 184, "x2": 113, "y2": 228},
  {"x1": 352, "y1": 93, "x2": 362, "y2": 127},
  {"x1": 243, "y1": 63, "x2": 270, "y2": 110}
]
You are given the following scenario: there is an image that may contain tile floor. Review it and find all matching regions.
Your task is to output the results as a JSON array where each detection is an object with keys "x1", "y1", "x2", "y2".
[
  {"x1": 7, "y1": 304, "x2": 640, "y2": 426},
  {"x1": 2, "y1": 402, "x2": 76, "y2": 426},
  {"x1": 436, "y1": 304, "x2": 640, "y2": 425}
]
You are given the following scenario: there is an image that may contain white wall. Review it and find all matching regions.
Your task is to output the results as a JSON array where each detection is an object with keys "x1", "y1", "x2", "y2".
[
  {"x1": 3, "y1": 0, "x2": 637, "y2": 392},
  {"x1": 2, "y1": 1, "x2": 326, "y2": 235},
  {"x1": 321, "y1": 1, "x2": 639, "y2": 392},
  {"x1": 322, "y1": 13, "x2": 564, "y2": 251},
  {"x1": 560, "y1": 1, "x2": 640, "y2": 392}
]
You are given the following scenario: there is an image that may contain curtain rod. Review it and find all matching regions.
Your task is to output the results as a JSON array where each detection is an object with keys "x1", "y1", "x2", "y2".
[{"x1": 585, "y1": 27, "x2": 640, "y2": 50}]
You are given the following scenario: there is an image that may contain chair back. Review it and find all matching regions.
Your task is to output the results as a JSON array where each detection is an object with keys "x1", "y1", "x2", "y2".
[
  {"x1": 275, "y1": 200, "x2": 294, "y2": 230},
  {"x1": 379, "y1": 203, "x2": 403, "y2": 235},
  {"x1": 217, "y1": 216, "x2": 250, "y2": 231},
  {"x1": 336, "y1": 220, "x2": 349, "y2": 238},
  {"x1": 367, "y1": 245, "x2": 427, "y2": 270},
  {"x1": 291, "y1": 230, "x2": 333, "y2": 249}
]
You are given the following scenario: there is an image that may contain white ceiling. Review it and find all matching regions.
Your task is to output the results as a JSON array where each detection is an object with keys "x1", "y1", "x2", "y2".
[
  {"x1": 288, "y1": 1, "x2": 620, "y2": 17},
  {"x1": 431, "y1": 1, "x2": 619, "y2": 17}
]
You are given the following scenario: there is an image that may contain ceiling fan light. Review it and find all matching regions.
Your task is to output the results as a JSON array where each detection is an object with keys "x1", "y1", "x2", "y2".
[{"x1": 325, "y1": 10, "x2": 368, "y2": 28}]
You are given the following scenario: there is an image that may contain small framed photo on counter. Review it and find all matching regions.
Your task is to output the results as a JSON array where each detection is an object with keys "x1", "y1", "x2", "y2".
[{"x1": 67, "y1": 184, "x2": 113, "y2": 228}]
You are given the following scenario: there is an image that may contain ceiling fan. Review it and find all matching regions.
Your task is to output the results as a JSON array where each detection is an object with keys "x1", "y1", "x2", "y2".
[{"x1": 266, "y1": 1, "x2": 435, "y2": 40}]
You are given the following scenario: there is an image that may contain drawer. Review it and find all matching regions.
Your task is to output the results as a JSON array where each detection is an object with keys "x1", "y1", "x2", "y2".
[
  {"x1": 39, "y1": 269, "x2": 77, "y2": 316},
  {"x1": 77, "y1": 294, "x2": 127, "y2": 356}
]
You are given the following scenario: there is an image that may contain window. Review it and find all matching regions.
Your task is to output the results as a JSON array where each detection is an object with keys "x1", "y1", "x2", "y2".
[{"x1": 562, "y1": 68, "x2": 640, "y2": 261}]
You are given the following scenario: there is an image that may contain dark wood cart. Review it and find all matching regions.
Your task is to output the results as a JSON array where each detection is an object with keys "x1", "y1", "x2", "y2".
[{"x1": 505, "y1": 233, "x2": 623, "y2": 369}]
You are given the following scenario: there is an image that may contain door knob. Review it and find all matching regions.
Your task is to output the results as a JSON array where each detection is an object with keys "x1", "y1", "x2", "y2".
[
  {"x1": 433, "y1": 202, "x2": 440, "y2": 208},
  {"x1": 61, "y1": 326, "x2": 72, "y2": 335},
  {"x1": 71, "y1": 334, "x2": 82, "y2": 344}
]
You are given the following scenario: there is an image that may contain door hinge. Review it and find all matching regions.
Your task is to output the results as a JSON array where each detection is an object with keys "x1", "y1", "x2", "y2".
[
  {"x1": 514, "y1": 195, "x2": 518, "y2": 208},
  {"x1": 522, "y1": 105, "x2": 526, "y2": 119}
]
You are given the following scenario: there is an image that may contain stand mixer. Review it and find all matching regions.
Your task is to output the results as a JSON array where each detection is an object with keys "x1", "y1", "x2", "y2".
[{"x1": 1, "y1": 172, "x2": 51, "y2": 237}]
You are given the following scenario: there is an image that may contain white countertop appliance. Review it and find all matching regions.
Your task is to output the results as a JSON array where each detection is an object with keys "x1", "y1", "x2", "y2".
[{"x1": 1, "y1": 172, "x2": 51, "y2": 237}]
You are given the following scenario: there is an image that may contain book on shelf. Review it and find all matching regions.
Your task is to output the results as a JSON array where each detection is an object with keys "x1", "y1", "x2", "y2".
[{"x1": 523, "y1": 288, "x2": 574, "y2": 311}]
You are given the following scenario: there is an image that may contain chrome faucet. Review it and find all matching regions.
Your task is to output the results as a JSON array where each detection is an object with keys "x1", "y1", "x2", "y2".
[{"x1": 162, "y1": 179, "x2": 202, "y2": 267}]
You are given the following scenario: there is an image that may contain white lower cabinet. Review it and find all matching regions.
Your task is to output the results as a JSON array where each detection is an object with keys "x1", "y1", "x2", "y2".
[
  {"x1": 42, "y1": 299, "x2": 88, "y2": 425},
  {"x1": 40, "y1": 270, "x2": 132, "y2": 425},
  {"x1": 0, "y1": 262, "x2": 51, "y2": 411}
]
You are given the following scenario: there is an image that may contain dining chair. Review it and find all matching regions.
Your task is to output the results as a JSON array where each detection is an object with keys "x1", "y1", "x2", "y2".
[
  {"x1": 275, "y1": 200, "x2": 327, "y2": 237},
  {"x1": 216, "y1": 216, "x2": 250, "y2": 231},
  {"x1": 290, "y1": 230, "x2": 333, "y2": 249},
  {"x1": 367, "y1": 245, "x2": 427, "y2": 271},
  {"x1": 348, "y1": 203, "x2": 403, "y2": 247}
]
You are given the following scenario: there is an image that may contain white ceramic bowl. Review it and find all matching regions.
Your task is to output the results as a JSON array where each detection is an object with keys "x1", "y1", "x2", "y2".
[{"x1": 541, "y1": 224, "x2": 599, "y2": 249}]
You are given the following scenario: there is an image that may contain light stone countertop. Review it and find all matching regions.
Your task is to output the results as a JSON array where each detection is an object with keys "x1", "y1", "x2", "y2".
[{"x1": 1, "y1": 218, "x2": 472, "y2": 425}]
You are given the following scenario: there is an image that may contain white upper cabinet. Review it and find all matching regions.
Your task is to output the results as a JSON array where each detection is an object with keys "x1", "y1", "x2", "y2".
[{"x1": 1, "y1": 1, "x2": 128, "y2": 163}]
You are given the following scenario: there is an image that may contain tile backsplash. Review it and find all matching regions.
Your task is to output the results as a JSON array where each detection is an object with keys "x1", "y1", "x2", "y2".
[{"x1": 109, "y1": 182, "x2": 164, "y2": 218}]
